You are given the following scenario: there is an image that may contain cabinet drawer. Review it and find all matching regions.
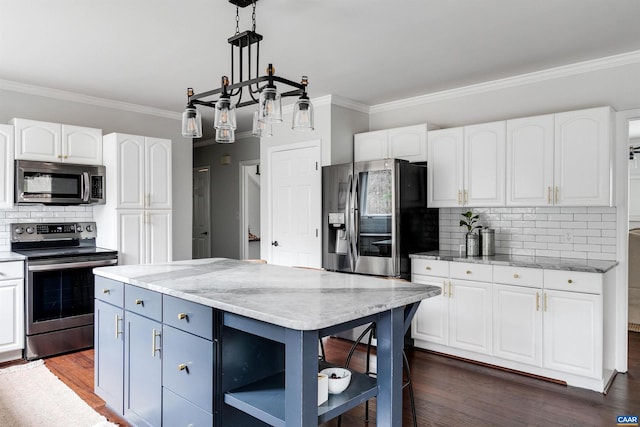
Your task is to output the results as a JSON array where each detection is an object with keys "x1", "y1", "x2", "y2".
[
  {"x1": 0, "y1": 261, "x2": 24, "y2": 280},
  {"x1": 411, "y1": 259, "x2": 448, "y2": 277},
  {"x1": 163, "y1": 294, "x2": 213, "y2": 340},
  {"x1": 95, "y1": 277, "x2": 124, "y2": 307},
  {"x1": 450, "y1": 262, "x2": 493, "y2": 282},
  {"x1": 162, "y1": 325, "x2": 214, "y2": 413},
  {"x1": 125, "y1": 285, "x2": 162, "y2": 321},
  {"x1": 163, "y1": 387, "x2": 213, "y2": 427},
  {"x1": 493, "y1": 265, "x2": 543, "y2": 288},
  {"x1": 543, "y1": 269, "x2": 603, "y2": 294}
]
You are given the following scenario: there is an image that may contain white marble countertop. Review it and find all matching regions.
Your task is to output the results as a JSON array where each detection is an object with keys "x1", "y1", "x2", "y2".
[
  {"x1": 410, "y1": 251, "x2": 618, "y2": 273},
  {"x1": 0, "y1": 252, "x2": 25, "y2": 262},
  {"x1": 94, "y1": 258, "x2": 441, "y2": 331}
]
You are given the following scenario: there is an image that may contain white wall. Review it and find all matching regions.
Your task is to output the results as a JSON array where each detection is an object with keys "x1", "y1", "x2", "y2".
[{"x1": 0, "y1": 87, "x2": 192, "y2": 260}]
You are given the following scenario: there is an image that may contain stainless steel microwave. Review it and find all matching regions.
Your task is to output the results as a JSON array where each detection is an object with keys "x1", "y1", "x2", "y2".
[{"x1": 15, "y1": 160, "x2": 105, "y2": 205}]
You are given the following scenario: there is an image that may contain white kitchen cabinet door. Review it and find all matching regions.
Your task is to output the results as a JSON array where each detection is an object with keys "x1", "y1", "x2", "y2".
[
  {"x1": 388, "y1": 124, "x2": 427, "y2": 162},
  {"x1": 448, "y1": 279, "x2": 492, "y2": 354},
  {"x1": 145, "y1": 137, "x2": 172, "y2": 209},
  {"x1": 411, "y1": 276, "x2": 449, "y2": 345},
  {"x1": 506, "y1": 115, "x2": 554, "y2": 206},
  {"x1": 464, "y1": 121, "x2": 506, "y2": 207},
  {"x1": 12, "y1": 118, "x2": 61, "y2": 162},
  {"x1": 116, "y1": 134, "x2": 146, "y2": 209},
  {"x1": 0, "y1": 279, "x2": 24, "y2": 354},
  {"x1": 0, "y1": 124, "x2": 14, "y2": 208},
  {"x1": 146, "y1": 210, "x2": 172, "y2": 264},
  {"x1": 354, "y1": 129, "x2": 388, "y2": 162},
  {"x1": 554, "y1": 106, "x2": 611, "y2": 206},
  {"x1": 427, "y1": 127, "x2": 464, "y2": 207},
  {"x1": 118, "y1": 210, "x2": 146, "y2": 265},
  {"x1": 62, "y1": 125, "x2": 103, "y2": 165},
  {"x1": 543, "y1": 289, "x2": 602, "y2": 379},
  {"x1": 492, "y1": 284, "x2": 542, "y2": 366}
]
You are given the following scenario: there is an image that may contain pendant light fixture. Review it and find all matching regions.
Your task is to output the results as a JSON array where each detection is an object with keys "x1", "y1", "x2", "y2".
[{"x1": 181, "y1": 0, "x2": 313, "y2": 143}]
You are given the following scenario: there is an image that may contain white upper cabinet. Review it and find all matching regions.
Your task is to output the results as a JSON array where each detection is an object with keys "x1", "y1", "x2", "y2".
[
  {"x1": 506, "y1": 114, "x2": 555, "y2": 206},
  {"x1": 11, "y1": 118, "x2": 102, "y2": 165},
  {"x1": 464, "y1": 121, "x2": 506, "y2": 207},
  {"x1": 0, "y1": 124, "x2": 14, "y2": 208},
  {"x1": 427, "y1": 122, "x2": 505, "y2": 207},
  {"x1": 427, "y1": 127, "x2": 464, "y2": 207},
  {"x1": 145, "y1": 137, "x2": 172, "y2": 210},
  {"x1": 354, "y1": 124, "x2": 427, "y2": 163},
  {"x1": 554, "y1": 107, "x2": 611, "y2": 206}
]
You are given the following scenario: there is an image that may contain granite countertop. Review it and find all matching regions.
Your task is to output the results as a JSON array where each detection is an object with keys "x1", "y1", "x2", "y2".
[
  {"x1": 410, "y1": 250, "x2": 617, "y2": 273},
  {"x1": 0, "y1": 252, "x2": 26, "y2": 262},
  {"x1": 94, "y1": 258, "x2": 441, "y2": 331}
]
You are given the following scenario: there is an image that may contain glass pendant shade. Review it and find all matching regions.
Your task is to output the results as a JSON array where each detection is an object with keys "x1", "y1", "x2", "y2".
[
  {"x1": 181, "y1": 105, "x2": 202, "y2": 138},
  {"x1": 214, "y1": 97, "x2": 237, "y2": 130},
  {"x1": 292, "y1": 98, "x2": 314, "y2": 132},
  {"x1": 252, "y1": 111, "x2": 273, "y2": 137},
  {"x1": 258, "y1": 86, "x2": 282, "y2": 123},
  {"x1": 216, "y1": 127, "x2": 235, "y2": 144}
]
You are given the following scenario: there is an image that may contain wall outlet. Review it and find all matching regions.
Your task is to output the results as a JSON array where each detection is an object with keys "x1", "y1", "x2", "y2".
[{"x1": 563, "y1": 229, "x2": 574, "y2": 243}]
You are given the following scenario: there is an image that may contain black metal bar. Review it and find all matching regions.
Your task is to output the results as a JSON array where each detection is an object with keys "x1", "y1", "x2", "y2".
[{"x1": 189, "y1": 75, "x2": 304, "y2": 103}]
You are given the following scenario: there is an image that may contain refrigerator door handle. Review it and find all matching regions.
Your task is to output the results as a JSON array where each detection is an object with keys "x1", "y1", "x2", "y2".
[
  {"x1": 346, "y1": 174, "x2": 354, "y2": 271},
  {"x1": 351, "y1": 172, "x2": 360, "y2": 269}
]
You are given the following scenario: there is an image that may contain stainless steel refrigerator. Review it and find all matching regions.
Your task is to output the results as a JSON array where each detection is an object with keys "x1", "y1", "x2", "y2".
[{"x1": 322, "y1": 158, "x2": 439, "y2": 279}]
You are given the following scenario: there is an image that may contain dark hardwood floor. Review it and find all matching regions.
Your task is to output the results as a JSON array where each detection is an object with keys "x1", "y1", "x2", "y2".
[{"x1": 4, "y1": 332, "x2": 639, "y2": 426}]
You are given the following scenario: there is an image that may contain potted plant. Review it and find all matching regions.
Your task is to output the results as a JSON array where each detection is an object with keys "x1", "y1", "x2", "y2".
[{"x1": 460, "y1": 211, "x2": 481, "y2": 256}]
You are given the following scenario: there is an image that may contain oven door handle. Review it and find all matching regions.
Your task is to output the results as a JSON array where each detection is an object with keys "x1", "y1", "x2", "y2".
[{"x1": 28, "y1": 259, "x2": 118, "y2": 272}]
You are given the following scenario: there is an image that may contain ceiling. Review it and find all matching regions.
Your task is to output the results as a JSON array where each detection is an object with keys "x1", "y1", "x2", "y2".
[{"x1": 2, "y1": 0, "x2": 640, "y2": 138}]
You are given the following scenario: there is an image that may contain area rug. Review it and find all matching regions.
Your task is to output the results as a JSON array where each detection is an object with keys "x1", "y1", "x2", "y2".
[{"x1": 0, "y1": 360, "x2": 117, "y2": 427}]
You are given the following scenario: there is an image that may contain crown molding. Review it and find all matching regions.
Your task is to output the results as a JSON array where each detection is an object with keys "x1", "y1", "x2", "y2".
[
  {"x1": 370, "y1": 49, "x2": 640, "y2": 114},
  {"x1": 281, "y1": 94, "x2": 370, "y2": 115},
  {"x1": 0, "y1": 78, "x2": 182, "y2": 120}
]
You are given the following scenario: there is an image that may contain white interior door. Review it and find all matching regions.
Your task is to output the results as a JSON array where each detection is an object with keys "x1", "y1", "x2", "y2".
[
  {"x1": 193, "y1": 167, "x2": 211, "y2": 259},
  {"x1": 240, "y1": 161, "x2": 261, "y2": 260},
  {"x1": 268, "y1": 142, "x2": 321, "y2": 268}
]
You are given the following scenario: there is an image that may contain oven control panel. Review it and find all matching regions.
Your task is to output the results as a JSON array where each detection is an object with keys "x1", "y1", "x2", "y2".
[{"x1": 11, "y1": 222, "x2": 97, "y2": 242}]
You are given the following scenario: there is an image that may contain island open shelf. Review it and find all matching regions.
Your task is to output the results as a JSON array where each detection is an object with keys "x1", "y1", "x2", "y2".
[{"x1": 224, "y1": 363, "x2": 377, "y2": 426}]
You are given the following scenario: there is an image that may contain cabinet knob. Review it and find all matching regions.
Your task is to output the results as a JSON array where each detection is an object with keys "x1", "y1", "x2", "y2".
[
  {"x1": 135, "y1": 299, "x2": 143, "y2": 305},
  {"x1": 425, "y1": 266, "x2": 431, "y2": 271},
  {"x1": 102, "y1": 289, "x2": 110, "y2": 294},
  {"x1": 513, "y1": 273, "x2": 519, "y2": 279},
  {"x1": 466, "y1": 270, "x2": 472, "y2": 275},
  {"x1": 178, "y1": 363, "x2": 188, "y2": 372},
  {"x1": 178, "y1": 313, "x2": 188, "y2": 320},
  {"x1": 567, "y1": 279, "x2": 573, "y2": 284},
  {"x1": 57, "y1": 155, "x2": 62, "y2": 159}
]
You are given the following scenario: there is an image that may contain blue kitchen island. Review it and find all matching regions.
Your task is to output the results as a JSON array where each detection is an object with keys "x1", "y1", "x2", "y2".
[{"x1": 93, "y1": 258, "x2": 440, "y2": 427}]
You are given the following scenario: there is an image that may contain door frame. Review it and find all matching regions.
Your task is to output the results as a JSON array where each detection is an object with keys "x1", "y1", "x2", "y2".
[
  {"x1": 192, "y1": 166, "x2": 211, "y2": 259},
  {"x1": 264, "y1": 139, "x2": 322, "y2": 265},
  {"x1": 239, "y1": 159, "x2": 260, "y2": 260}
]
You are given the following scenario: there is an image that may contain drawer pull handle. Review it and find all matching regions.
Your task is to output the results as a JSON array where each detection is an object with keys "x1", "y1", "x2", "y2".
[
  {"x1": 466, "y1": 270, "x2": 471, "y2": 275},
  {"x1": 449, "y1": 282, "x2": 453, "y2": 298},
  {"x1": 426, "y1": 266, "x2": 431, "y2": 271},
  {"x1": 567, "y1": 279, "x2": 573, "y2": 284},
  {"x1": 536, "y1": 292, "x2": 540, "y2": 311},
  {"x1": 513, "y1": 273, "x2": 519, "y2": 279},
  {"x1": 178, "y1": 363, "x2": 189, "y2": 373},
  {"x1": 544, "y1": 293, "x2": 548, "y2": 312},
  {"x1": 178, "y1": 313, "x2": 188, "y2": 321},
  {"x1": 135, "y1": 299, "x2": 143, "y2": 305},
  {"x1": 102, "y1": 289, "x2": 110, "y2": 294},
  {"x1": 115, "y1": 315, "x2": 123, "y2": 339},
  {"x1": 442, "y1": 280, "x2": 447, "y2": 297}
]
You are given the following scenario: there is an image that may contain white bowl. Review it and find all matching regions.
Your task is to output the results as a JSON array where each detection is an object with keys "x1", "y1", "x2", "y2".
[{"x1": 320, "y1": 367, "x2": 352, "y2": 394}]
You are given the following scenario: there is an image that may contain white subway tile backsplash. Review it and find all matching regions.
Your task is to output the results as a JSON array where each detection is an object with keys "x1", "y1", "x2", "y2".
[{"x1": 439, "y1": 206, "x2": 617, "y2": 259}]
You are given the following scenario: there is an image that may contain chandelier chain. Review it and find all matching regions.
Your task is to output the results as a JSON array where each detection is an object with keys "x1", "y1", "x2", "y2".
[
  {"x1": 235, "y1": 5, "x2": 240, "y2": 35},
  {"x1": 252, "y1": 1, "x2": 256, "y2": 32}
]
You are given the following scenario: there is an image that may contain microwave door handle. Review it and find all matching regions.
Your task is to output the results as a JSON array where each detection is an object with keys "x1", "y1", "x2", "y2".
[{"x1": 81, "y1": 172, "x2": 91, "y2": 202}]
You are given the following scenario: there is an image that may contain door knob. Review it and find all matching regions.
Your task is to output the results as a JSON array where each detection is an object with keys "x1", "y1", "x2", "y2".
[{"x1": 271, "y1": 241, "x2": 279, "y2": 246}]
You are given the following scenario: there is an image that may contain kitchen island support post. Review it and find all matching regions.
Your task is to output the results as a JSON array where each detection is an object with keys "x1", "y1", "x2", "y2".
[
  {"x1": 285, "y1": 328, "x2": 319, "y2": 426},
  {"x1": 375, "y1": 306, "x2": 404, "y2": 426}
]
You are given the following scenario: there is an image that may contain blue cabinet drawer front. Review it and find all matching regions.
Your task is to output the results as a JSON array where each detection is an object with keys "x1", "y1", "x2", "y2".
[
  {"x1": 95, "y1": 277, "x2": 124, "y2": 307},
  {"x1": 163, "y1": 294, "x2": 213, "y2": 340},
  {"x1": 163, "y1": 325, "x2": 214, "y2": 413},
  {"x1": 125, "y1": 285, "x2": 162, "y2": 321},
  {"x1": 163, "y1": 387, "x2": 213, "y2": 427}
]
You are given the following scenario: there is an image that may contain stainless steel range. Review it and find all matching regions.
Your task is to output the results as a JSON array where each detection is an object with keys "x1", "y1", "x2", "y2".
[{"x1": 11, "y1": 222, "x2": 118, "y2": 360}]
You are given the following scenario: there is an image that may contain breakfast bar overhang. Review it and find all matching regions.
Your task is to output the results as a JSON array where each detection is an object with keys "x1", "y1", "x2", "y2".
[{"x1": 93, "y1": 258, "x2": 441, "y2": 426}]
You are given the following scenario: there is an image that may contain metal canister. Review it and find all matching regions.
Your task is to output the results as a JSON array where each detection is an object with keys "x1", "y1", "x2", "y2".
[
  {"x1": 481, "y1": 228, "x2": 495, "y2": 256},
  {"x1": 465, "y1": 233, "x2": 480, "y2": 257}
]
